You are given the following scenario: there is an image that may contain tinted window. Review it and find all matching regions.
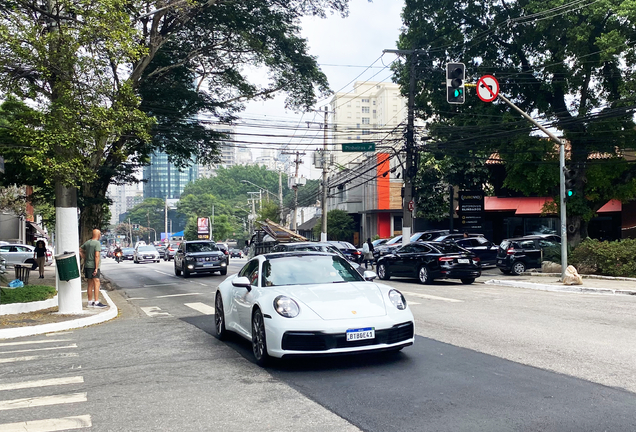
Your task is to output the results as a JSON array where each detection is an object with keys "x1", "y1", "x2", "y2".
[
  {"x1": 475, "y1": 237, "x2": 492, "y2": 246},
  {"x1": 412, "y1": 243, "x2": 433, "y2": 253},
  {"x1": 265, "y1": 255, "x2": 363, "y2": 286},
  {"x1": 397, "y1": 244, "x2": 416, "y2": 253},
  {"x1": 0, "y1": 246, "x2": 10, "y2": 252},
  {"x1": 456, "y1": 239, "x2": 476, "y2": 247},
  {"x1": 538, "y1": 239, "x2": 558, "y2": 248},
  {"x1": 519, "y1": 240, "x2": 536, "y2": 249},
  {"x1": 499, "y1": 241, "x2": 511, "y2": 250},
  {"x1": 186, "y1": 242, "x2": 218, "y2": 252},
  {"x1": 430, "y1": 243, "x2": 464, "y2": 254}
]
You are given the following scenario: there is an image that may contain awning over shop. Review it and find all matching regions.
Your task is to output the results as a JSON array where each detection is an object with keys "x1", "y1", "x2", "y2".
[
  {"x1": 484, "y1": 197, "x2": 621, "y2": 215},
  {"x1": 26, "y1": 221, "x2": 49, "y2": 238}
]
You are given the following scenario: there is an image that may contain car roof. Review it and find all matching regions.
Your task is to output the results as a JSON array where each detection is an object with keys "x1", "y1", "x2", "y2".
[
  {"x1": 262, "y1": 250, "x2": 340, "y2": 260},
  {"x1": 503, "y1": 236, "x2": 546, "y2": 241}
]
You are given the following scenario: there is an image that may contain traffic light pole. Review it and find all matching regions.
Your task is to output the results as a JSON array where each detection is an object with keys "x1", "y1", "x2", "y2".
[{"x1": 496, "y1": 93, "x2": 568, "y2": 280}]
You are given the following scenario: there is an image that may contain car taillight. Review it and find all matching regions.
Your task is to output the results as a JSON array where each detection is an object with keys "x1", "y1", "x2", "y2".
[
  {"x1": 506, "y1": 248, "x2": 515, "y2": 255},
  {"x1": 223, "y1": 250, "x2": 228, "y2": 255},
  {"x1": 472, "y1": 256, "x2": 480, "y2": 262},
  {"x1": 353, "y1": 251, "x2": 361, "y2": 255},
  {"x1": 439, "y1": 257, "x2": 454, "y2": 262}
]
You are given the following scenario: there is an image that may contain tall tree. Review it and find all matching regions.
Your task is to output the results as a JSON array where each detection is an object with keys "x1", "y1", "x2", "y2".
[
  {"x1": 398, "y1": 0, "x2": 636, "y2": 244},
  {"x1": 0, "y1": 0, "x2": 352, "y2": 243}
]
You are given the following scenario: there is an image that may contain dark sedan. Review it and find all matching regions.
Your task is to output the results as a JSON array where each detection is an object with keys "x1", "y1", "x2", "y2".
[
  {"x1": 453, "y1": 236, "x2": 498, "y2": 267},
  {"x1": 326, "y1": 241, "x2": 363, "y2": 263},
  {"x1": 376, "y1": 241, "x2": 481, "y2": 285},
  {"x1": 122, "y1": 248, "x2": 135, "y2": 260}
]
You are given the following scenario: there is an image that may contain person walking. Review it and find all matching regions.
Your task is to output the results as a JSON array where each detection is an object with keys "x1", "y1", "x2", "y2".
[
  {"x1": 362, "y1": 238, "x2": 375, "y2": 269},
  {"x1": 33, "y1": 240, "x2": 48, "y2": 279},
  {"x1": 79, "y1": 229, "x2": 107, "y2": 308}
]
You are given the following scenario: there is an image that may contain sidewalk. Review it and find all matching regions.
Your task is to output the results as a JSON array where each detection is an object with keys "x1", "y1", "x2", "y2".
[
  {"x1": 483, "y1": 272, "x2": 636, "y2": 295},
  {"x1": 0, "y1": 264, "x2": 117, "y2": 340}
]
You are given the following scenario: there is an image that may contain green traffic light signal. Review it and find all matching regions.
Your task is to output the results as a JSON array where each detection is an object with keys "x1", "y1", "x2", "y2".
[
  {"x1": 454, "y1": 88, "x2": 463, "y2": 98},
  {"x1": 567, "y1": 189, "x2": 574, "y2": 197}
]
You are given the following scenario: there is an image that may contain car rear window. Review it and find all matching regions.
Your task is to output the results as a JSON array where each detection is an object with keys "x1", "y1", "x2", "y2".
[
  {"x1": 499, "y1": 240, "x2": 511, "y2": 250},
  {"x1": 430, "y1": 243, "x2": 464, "y2": 254},
  {"x1": 187, "y1": 243, "x2": 219, "y2": 252}
]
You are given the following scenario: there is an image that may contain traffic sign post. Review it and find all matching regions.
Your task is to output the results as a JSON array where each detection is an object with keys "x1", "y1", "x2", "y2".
[{"x1": 476, "y1": 75, "x2": 499, "y2": 102}]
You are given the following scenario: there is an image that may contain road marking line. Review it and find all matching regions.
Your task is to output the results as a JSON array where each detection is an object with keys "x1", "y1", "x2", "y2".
[
  {"x1": 0, "y1": 414, "x2": 92, "y2": 432},
  {"x1": 143, "y1": 283, "x2": 176, "y2": 287},
  {"x1": 140, "y1": 306, "x2": 172, "y2": 317},
  {"x1": 153, "y1": 270, "x2": 175, "y2": 276},
  {"x1": 0, "y1": 392, "x2": 87, "y2": 411},
  {"x1": 0, "y1": 353, "x2": 79, "y2": 364},
  {"x1": 127, "y1": 297, "x2": 147, "y2": 300},
  {"x1": 408, "y1": 301, "x2": 421, "y2": 305},
  {"x1": 0, "y1": 339, "x2": 71, "y2": 348},
  {"x1": 0, "y1": 376, "x2": 84, "y2": 392},
  {"x1": 184, "y1": 302, "x2": 215, "y2": 315},
  {"x1": 3, "y1": 344, "x2": 77, "y2": 355},
  {"x1": 401, "y1": 291, "x2": 463, "y2": 303},
  {"x1": 156, "y1": 293, "x2": 202, "y2": 298}
]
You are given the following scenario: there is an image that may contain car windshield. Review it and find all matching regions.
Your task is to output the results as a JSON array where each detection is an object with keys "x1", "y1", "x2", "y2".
[
  {"x1": 263, "y1": 255, "x2": 363, "y2": 286},
  {"x1": 430, "y1": 242, "x2": 465, "y2": 254},
  {"x1": 385, "y1": 236, "x2": 402, "y2": 245},
  {"x1": 138, "y1": 246, "x2": 156, "y2": 252},
  {"x1": 123, "y1": 248, "x2": 134, "y2": 253},
  {"x1": 187, "y1": 243, "x2": 218, "y2": 252}
]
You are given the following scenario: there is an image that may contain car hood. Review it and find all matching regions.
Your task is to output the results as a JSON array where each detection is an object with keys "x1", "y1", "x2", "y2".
[
  {"x1": 185, "y1": 251, "x2": 225, "y2": 258},
  {"x1": 276, "y1": 282, "x2": 387, "y2": 320}
]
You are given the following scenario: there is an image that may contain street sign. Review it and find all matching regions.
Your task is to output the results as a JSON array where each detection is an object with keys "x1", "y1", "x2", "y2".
[
  {"x1": 342, "y1": 142, "x2": 375, "y2": 152},
  {"x1": 476, "y1": 75, "x2": 499, "y2": 102},
  {"x1": 408, "y1": 200, "x2": 415, "y2": 212},
  {"x1": 458, "y1": 190, "x2": 484, "y2": 231}
]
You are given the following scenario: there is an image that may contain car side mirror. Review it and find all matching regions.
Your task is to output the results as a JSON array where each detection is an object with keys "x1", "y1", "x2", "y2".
[
  {"x1": 363, "y1": 270, "x2": 377, "y2": 281},
  {"x1": 232, "y1": 276, "x2": 252, "y2": 290}
]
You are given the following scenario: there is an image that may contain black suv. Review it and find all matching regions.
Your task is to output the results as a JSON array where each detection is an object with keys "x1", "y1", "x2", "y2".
[
  {"x1": 174, "y1": 240, "x2": 228, "y2": 278},
  {"x1": 496, "y1": 236, "x2": 560, "y2": 275}
]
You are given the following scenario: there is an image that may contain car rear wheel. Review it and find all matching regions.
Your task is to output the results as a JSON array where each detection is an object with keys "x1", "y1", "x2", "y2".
[
  {"x1": 512, "y1": 261, "x2": 526, "y2": 275},
  {"x1": 418, "y1": 265, "x2": 433, "y2": 285},
  {"x1": 252, "y1": 309, "x2": 270, "y2": 367},
  {"x1": 461, "y1": 278, "x2": 475, "y2": 284},
  {"x1": 214, "y1": 293, "x2": 227, "y2": 340},
  {"x1": 377, "y1": 263, "x2": 390, "y2": 280}
]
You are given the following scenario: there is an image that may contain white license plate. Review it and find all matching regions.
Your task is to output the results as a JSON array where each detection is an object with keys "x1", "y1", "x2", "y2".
[
  {"x1": 458, "y1": 258, "x2": 470, "y2": 264},
  {"x1": 346, "y1": 327, "x2": 375, "y2": 341},
  {"x1": 202, "y1": 263, "x2": 215, "y2": 267}
]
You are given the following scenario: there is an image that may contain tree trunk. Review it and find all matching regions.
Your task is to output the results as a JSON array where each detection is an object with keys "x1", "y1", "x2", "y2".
[
  {"x1": 79, "y1": 179, "x2": 109, "y2": 244},
  {"x1": 55, "y1": 181, "x2": 83, "y2": 314}
]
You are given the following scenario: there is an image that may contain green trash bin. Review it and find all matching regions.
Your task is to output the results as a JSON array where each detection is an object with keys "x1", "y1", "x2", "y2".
[{"x1": 55, "y1": 252, "x2": 80, "y2": 281}]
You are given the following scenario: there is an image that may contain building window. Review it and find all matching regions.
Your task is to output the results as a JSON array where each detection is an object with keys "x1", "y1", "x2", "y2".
[
  {"x1": 361, "y1": 98, "x2": 369, "y2": 103},
  {"x1": 373, "y1": 100, "x2": 376, "y2": 105},
  {"x1": 356, "y1": 123, "x2": 360, "y2": 128},
  {"x1": 361, "y1": 107, "x2": 370, "y2": 113},
  {"x1": 362, "y1": 118, "x2": 370, "y2": 124},
  {"x1": 362, "y1": 129, "x2": 371, "y2": 135}
]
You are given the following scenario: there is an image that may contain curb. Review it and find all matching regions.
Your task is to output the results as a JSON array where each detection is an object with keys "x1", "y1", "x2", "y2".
[
  {"x1": 0, "y1": 295, "x2": 59, "y2": 315},
  {"x1": 484, "y1": 279, "x2": 636, "y2": 296},
  {"x1": 0, "y1": 291, "x2": 118, "y2": 340}
]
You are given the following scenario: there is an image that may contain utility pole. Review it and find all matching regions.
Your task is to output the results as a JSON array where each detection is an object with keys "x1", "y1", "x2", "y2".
[
  {"x1": 164, "y1": 195, "x2": 168, "y2": 243},
  {"x1": 278, "y1": 170, "x2": 283, "y2": 223},
  {"x1": 281, "y1": 150, "x2": 306, "y2": 231},
  {"x1": 383, "y1": 48, "x2": 422, "y2": 245},
  {"x1": 321, "y1": 106, "x2": 329, "y2": 241}
]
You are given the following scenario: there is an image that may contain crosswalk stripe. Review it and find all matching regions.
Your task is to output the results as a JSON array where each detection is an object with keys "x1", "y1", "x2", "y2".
[
  {"x1": 4, "y1": 344, "x2": 77, "y2": 355},
  {"x1": 0, "y1": 415, "x2": 91, "y2": 432},
  {"x1": 0, "y1": 353, "x2": 79, "y2": 364},
  {"x1": 140, "y1": 306, "x2": 172, "y2": 317},
  {"x1": 0, "y1": 392, "x2": 87, "y2": 411},
  {"x1": 0, "y1": 376, "x2": 84, "y2": 392},
  {"x1": 156, "y1": 293, "x2": 202, "y2": 298},
  {"x1": 184, "y1": 302, "x2": 216, "y2": 315},
  {"x1": 401, "y1": 291, "x2": 463, "y2": 303},
  {"x1": 0, "y1": 339, "x2": 71, "y2": 348}
]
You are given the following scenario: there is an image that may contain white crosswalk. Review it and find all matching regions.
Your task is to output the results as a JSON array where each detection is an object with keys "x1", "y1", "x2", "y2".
[{"x1": 0, "y1": 336, "x2": 92, "y2": 431}]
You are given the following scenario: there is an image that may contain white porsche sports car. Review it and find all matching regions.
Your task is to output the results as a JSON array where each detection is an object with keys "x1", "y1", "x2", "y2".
[{"x1": 214, "y1": 251, "x2": 415, "y2": 366}]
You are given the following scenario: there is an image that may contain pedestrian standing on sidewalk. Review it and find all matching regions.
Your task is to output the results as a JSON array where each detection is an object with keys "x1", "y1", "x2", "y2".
[
  {"x1": 79, "y1": 229, "x2": 107, "y2": 308},
  {"x1": 362, "y1": 238, "x2": 375, "y2": 269},
  {"x1": 33, "y1": 240, "x2": 48, "y2": 279}
]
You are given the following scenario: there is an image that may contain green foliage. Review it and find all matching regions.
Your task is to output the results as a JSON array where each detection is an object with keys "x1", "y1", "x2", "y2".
[
  {"x1": 0, "y1": 285, "x2": 57, "y2": 304},
  {"x1": 125, "y1": 198, "x2": 166, "y2": 242},
  {"x1": 258, "y1": 200, "x2": 281, "y2": 224},
  {"x1": 313, "y1": 210, "x2": 354, "y2": 241},
  {"x1": 569, "y1": 239, "x2": 636, "y2": 277}
]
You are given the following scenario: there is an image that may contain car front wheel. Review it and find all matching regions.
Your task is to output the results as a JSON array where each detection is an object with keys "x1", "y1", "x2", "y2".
[
  {"x1": 220, "y1": 267, "x2": 227, "y2": 276},
  {"x1": 252, "y1": 309, "x2": 270, "y2": 367},
  {"x1": 418, "y1": 265, "x2": 433, "y2": 285},
  {"x1": 512, "y1": 261, "x2": 526, "y2": 275},
  {"x1": 174, "y1": 263, "x2": 181, "y2": 276},
  {"x1": 214, "y1": 293, "x2": 227, "y2": 340},
  {"x1": 461, "y1": 278, "x2": 475, "y2": 284},
  {"x1": 377, "y1": 263, "x2": 390, "y2": 280}
]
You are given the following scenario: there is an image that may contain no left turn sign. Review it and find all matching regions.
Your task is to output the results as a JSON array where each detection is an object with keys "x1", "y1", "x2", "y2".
[{"x1": 477, "y1": 75, "x2": 499, "y2": 102}]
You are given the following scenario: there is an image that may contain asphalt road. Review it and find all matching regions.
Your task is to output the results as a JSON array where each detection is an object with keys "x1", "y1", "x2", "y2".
[{"x1": 2, "y1": 257, "x2": 635, "y2": 431}]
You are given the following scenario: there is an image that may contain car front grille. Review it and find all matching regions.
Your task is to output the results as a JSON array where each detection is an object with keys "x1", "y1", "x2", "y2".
[{"x1": 281, "y1": 321, "x2": 414, "y2": 351}]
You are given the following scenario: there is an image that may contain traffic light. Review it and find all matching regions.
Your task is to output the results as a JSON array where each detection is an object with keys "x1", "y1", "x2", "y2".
[
  {"x1": 446, "y1": 62, "x2": 465, "y2": 104},
  {"x1": 564, "y1": 167, "x2": 578, "y2": 200}
]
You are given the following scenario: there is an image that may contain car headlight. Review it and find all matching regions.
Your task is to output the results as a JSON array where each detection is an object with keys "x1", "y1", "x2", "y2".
[
  {"x1": 388, "y1": 289, "x2": 407, "y2": 310},
  {"x1": 274, "y1": 295, "x2": 300, "y2": 318}
]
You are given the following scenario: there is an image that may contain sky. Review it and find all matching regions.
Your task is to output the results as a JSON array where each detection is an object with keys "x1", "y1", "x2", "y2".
[{"x1": 238, "y1": 0, "x2": 405, "y2": 179}]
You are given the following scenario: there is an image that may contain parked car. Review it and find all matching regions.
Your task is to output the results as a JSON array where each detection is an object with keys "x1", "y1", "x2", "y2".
[
  {"x1": 410, "y1": 230, "x2": 450, "y2": 242},
  {"x1": 271, "y1": 241, "x2": 365, "y2": 275},
  {"x1": 121, "y1": 248, "x2": 135, "y2": 260},
  {"x1": 430, "y1": 232, "x2": 483, "y2": 242},
  {"x1": 134, "y1": 245, "x2": 161, "y2": 263},
  {"x1": 230, "y1": 249, "x2": 244, "y2": 258},
  {"x1": 373, "y1": 235, "x2": 403, "y2": 260},
  {"x1": 163, "y1": 243, "x2": 179, "y2": 261},
  {"x1": 326, "y1": 241, "x2": 363, "y2": 263},
  {"x1": 454, "y1": 236, "x2": 498, "y2": 267},
  {"x1": 496, "y1": 236, "x2": 560, "y2": 275},
  {"x1": 0, "y1": 256, "x2": 6, "y2": 274},
  {"x1": 213, "y1": 251, "x2": 414, "y2": 366},
  {"x1": 174, "y1": 240, "x2": 228, "y2": 277},
  {"x1": 0, "y1": 244, "x2": 37, "y2": 267},
  {"x1": 356, "y1": 238, "x2": 389, "y2": 256},
  {"x1": 376, "y1": 241, "x2": 481, "y2": 285},
  {"x1": 155, "y1": 245, "x2": 166, "y2": 257}
]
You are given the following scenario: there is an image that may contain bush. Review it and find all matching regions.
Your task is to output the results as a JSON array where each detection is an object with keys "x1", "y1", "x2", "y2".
[
  {"x1": 569, "y1": 239, "x2": 636, "y2": 277},
  {"x1": 0, "y1": 285, "x2": 57, "y2": 304}
]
